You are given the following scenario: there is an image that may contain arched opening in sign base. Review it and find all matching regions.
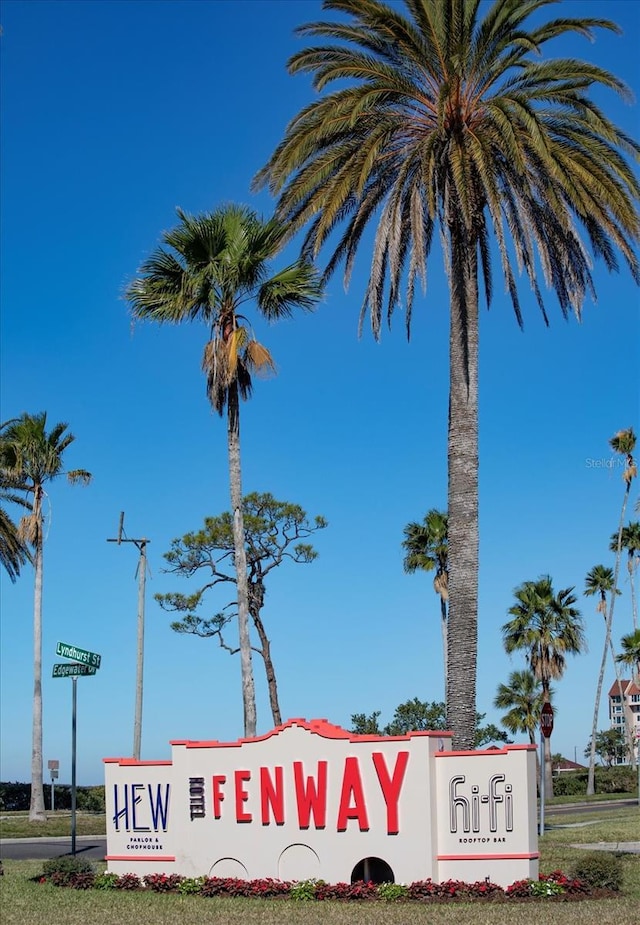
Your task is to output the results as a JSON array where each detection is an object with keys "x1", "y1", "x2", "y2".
[{"x1": 351, "y1": 856, "x2": 394, "y2": 884}]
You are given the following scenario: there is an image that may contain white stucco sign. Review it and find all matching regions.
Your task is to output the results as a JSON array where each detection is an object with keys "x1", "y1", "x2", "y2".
[{"x1": 104, "y1": 718, "x2": 538, "y2": 887}]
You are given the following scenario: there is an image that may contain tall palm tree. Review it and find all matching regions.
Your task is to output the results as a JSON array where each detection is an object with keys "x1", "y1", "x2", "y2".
[
  {"x1": 0, "y1": 413, "x2": 91, "y2": 821},
  {"x1": 255, "y1": 0, "x2": 640, "y2": 749},
  {"x1": 126, "y1": 206, "x2": 322, "y2": 737},
  {"x1": 494, "y1": 668, "x2": 546, "y2": 791},
  {"x1": 584, "y1": 564, "x2": 627, "y2": 793},
  {"x1": 402, "y1": 509, "x2": 448, "y2": 701},
  {"x1": 610, "y1": 522, "x2": 640, "y2": 631},
  {"x1": 502, "y1": 576, "x2": 585, "y2": 799}
]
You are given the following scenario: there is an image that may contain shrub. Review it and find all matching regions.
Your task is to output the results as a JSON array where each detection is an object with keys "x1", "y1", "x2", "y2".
[
  {"x1": 553, "y1": 772, "x2": 586, "y2": 797},
  {"x1": 69, "y1": 872, "x2": 96, "y2": 890},
  {"x1": 76, "y1": 786, "x2": 105, "y2": 813},
  {"x1": 143, "y1": 873, "x2": 183, "y2": 892},
  {"x1": 250, "y1": 878, "x2": 290, "y2": 897},
  {"x1": 594, "y1": 766, "x2": 637, "y2": 794},
  {"x1": 42, "y1": 856, "x2": 94, "y2": 885},
  {"x1": 570, "y1": 851, "x2": 624, "y2": 891},
  {"x1": 114, "y1": 872, "x2": 141, "y2": 890},
  {"x1": 504, "y1": 878, "x2": 533, "y2": 898},
  {"x1": 290, "y1": 879, "x2": 322, "y2": 901},
  {"x1": 530, "y1": 878, "x2": 564, "y2": 896},
  {"x1": 94, "y1": 872, "x2": 119, "y2": 890},
  {"x1": 377, "y1": 881, "x2": 408, "y2": 901},
  {"x1": 178, "y1": 876, "x2": 206, "y2": 895}
]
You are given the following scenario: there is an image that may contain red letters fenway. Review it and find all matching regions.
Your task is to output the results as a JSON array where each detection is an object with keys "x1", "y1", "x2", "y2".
[{"x1": 105, "y1": 718, "x2": 538, "y2": 887}]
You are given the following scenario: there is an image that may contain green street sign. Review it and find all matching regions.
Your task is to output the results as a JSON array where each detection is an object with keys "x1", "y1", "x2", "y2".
[
  {"x1": 56, "y1": 641, "x2": 101, "y2": 669},
  {"x1": 52, "y1": 662, "x2": 98, "y2": 678}
]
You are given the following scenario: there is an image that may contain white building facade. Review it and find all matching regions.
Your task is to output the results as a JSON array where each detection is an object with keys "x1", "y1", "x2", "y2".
[
  {"x1": 608, "y1": 678, "x2": 640, "y2": 763},
  {"x1": 105, "y1": 718, "x2": 538, "y2": 888}
]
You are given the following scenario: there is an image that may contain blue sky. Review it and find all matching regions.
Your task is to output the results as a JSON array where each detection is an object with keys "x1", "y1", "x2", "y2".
[{"x1": 1, "y1": 0, "x2": 638, "y2": 785}]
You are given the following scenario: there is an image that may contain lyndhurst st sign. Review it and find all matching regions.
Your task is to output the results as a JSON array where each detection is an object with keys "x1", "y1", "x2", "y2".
[{"x1": 104, "y1": 718, "x2": 538, "y2": 887}]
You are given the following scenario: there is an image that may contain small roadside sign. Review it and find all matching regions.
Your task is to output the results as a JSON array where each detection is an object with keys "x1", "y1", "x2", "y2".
[
  {"x1": 47, "y1": 760, "x2": 59, "y2": 770},
  {"x1": 56, "y1": 641, "x2": 101, "y2": 669},
  {"x1": 540, "y1": 702, "x2": 554, "y2": 738},
  {"x1": 52, "y1": 663, "x2": 98, "y2": 678}
]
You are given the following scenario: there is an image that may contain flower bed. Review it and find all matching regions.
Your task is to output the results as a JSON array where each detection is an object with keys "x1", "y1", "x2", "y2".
[{"x1": 38, "y1": 865, "x2": 617, "y2": 902}]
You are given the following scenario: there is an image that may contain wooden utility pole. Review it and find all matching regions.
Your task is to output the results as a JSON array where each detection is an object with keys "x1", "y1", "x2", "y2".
[{"x1": 107, "y1": 513, "x2": 150, "y2": 760}]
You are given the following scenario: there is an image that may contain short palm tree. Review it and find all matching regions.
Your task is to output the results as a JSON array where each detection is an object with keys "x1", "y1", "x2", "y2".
[
  {"x1": 255, "y1": 0, "x2": 640, "y2": 749},
  {"x1": 402, "y1": 509, "x2": 448, "y2": 701},
  {"x1": 0, "y1": 413, "x2": 91, "y2": 821},
  {"x1": 126, "y1": 206, "x2": 322, "y2": 737},
  {"x1": 494, "y1": 669, "x2": 546, "y2": 791},
  {"x1": 584, "y1": 564, "x2": 627, "y2": 794},
  {"x1": 610, "y1": 522, "x2": 640, "y2": 631},
  {"x1": 502, "y1": 576, "x2": 585, "y2": 799}
]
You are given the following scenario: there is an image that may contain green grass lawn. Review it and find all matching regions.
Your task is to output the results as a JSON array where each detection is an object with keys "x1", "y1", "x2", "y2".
[
  {"x1": 0, "y1": 812, "x2": 107, "y2": 839},
  {"x1": 1, "y1": 805, "x2": 638, "y2": 925}
]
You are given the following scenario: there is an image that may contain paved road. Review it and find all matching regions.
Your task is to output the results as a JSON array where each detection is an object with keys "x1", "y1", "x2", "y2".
[{"x1": 0, "y1": 835, "x2": 107, "y2": 861}]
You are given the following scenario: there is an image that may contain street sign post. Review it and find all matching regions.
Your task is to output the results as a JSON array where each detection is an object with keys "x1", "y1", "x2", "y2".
[
  {"x1": 56, "y1": 642, "x2": 101, "y2": 669},
  {"x1": 52, "y1": 663, "x2": 97, "y2": 677},
  {"x1": 53, "y1": 643, "x2": 101, "y2": 854},
  {"x1": 48, "y1": 760, "x2": 59, "y2": 811}
]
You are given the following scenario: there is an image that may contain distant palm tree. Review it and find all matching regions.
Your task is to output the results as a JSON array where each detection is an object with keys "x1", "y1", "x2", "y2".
[
  {"x1": 126, "y1": 206, "x2": 322, "y2": 737},
  {"x1": 256, "y1": 0, "x2": 640, "y2": 750},
  {"x1": 610, "y1": 522, "x2": 640, "y2": 631},
  {"x1": 584, "y1": 564, "x2": 627, "y2": 794},
  {"x1": 0, "y1": 413, "x2": 91, "y2": 821},
  {"x1": 502, "y1": 576, "x2": 585, "y2": 799},
  {"x1": 402, "y1": 510, "x2": 448, "y2": 701},
  {"x1": 616, "y1": 628, "x2": 640, "y2": 766},
  {"x1": 604, "y1": 429, "x2": 638, "y2": 780},
  {"x1": 494, "y1": 669, "x2": 546, "y2": 791},
  {"x1": 616, "y1": 628, "x2": 640, "y2": 683}
]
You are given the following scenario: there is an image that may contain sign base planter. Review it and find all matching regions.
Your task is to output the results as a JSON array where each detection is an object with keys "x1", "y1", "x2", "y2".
[{"x1": 104, "y1": 718, "x2": 539, "y2": 889}]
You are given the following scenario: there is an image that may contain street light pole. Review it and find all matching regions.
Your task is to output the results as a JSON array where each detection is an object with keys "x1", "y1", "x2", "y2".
[{"x1": 107, "y1": 513, "x2": 150, "y2": 761}]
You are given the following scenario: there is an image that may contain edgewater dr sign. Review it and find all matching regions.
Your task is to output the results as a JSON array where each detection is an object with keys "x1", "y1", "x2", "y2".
[{"x1": 104, "y1": 718, "x2": 538, "y2": 887}]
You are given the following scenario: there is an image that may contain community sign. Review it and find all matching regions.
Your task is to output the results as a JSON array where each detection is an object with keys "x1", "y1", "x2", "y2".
[{"x1": 104, "y1": 718, "x2": 538, "y2": 888}]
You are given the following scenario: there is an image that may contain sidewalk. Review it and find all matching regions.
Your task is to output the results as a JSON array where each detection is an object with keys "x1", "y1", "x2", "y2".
[{"x1": 571, "y1": 841, "x2": 640, "y2": 854}]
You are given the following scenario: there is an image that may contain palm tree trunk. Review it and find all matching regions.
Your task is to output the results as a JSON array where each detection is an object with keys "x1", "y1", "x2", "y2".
[
  {"x1": 445, "y1": 223, "x2": 479, "y2": 751},
  {"x1": 628, "y1": 556, "x2": 637, "y2": 631},
  {"x1": 29, "y1": 521, "x2": 46, "y2": 821},
  {"x1": 226, "y1": 383, "x2": 257, "y2": 738},
  {"x1": 440, "y1": 595, "x2": 448, "y2": 708},
  {"x1": 543, "y1": 728, "x2": 553, "y2": 800},
  {"x1": 586, "y1": 627, "x2": 609, "y2": 796},
  {"x1": 588, "y1": 482, "x2": 635, "y2": 793}
]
